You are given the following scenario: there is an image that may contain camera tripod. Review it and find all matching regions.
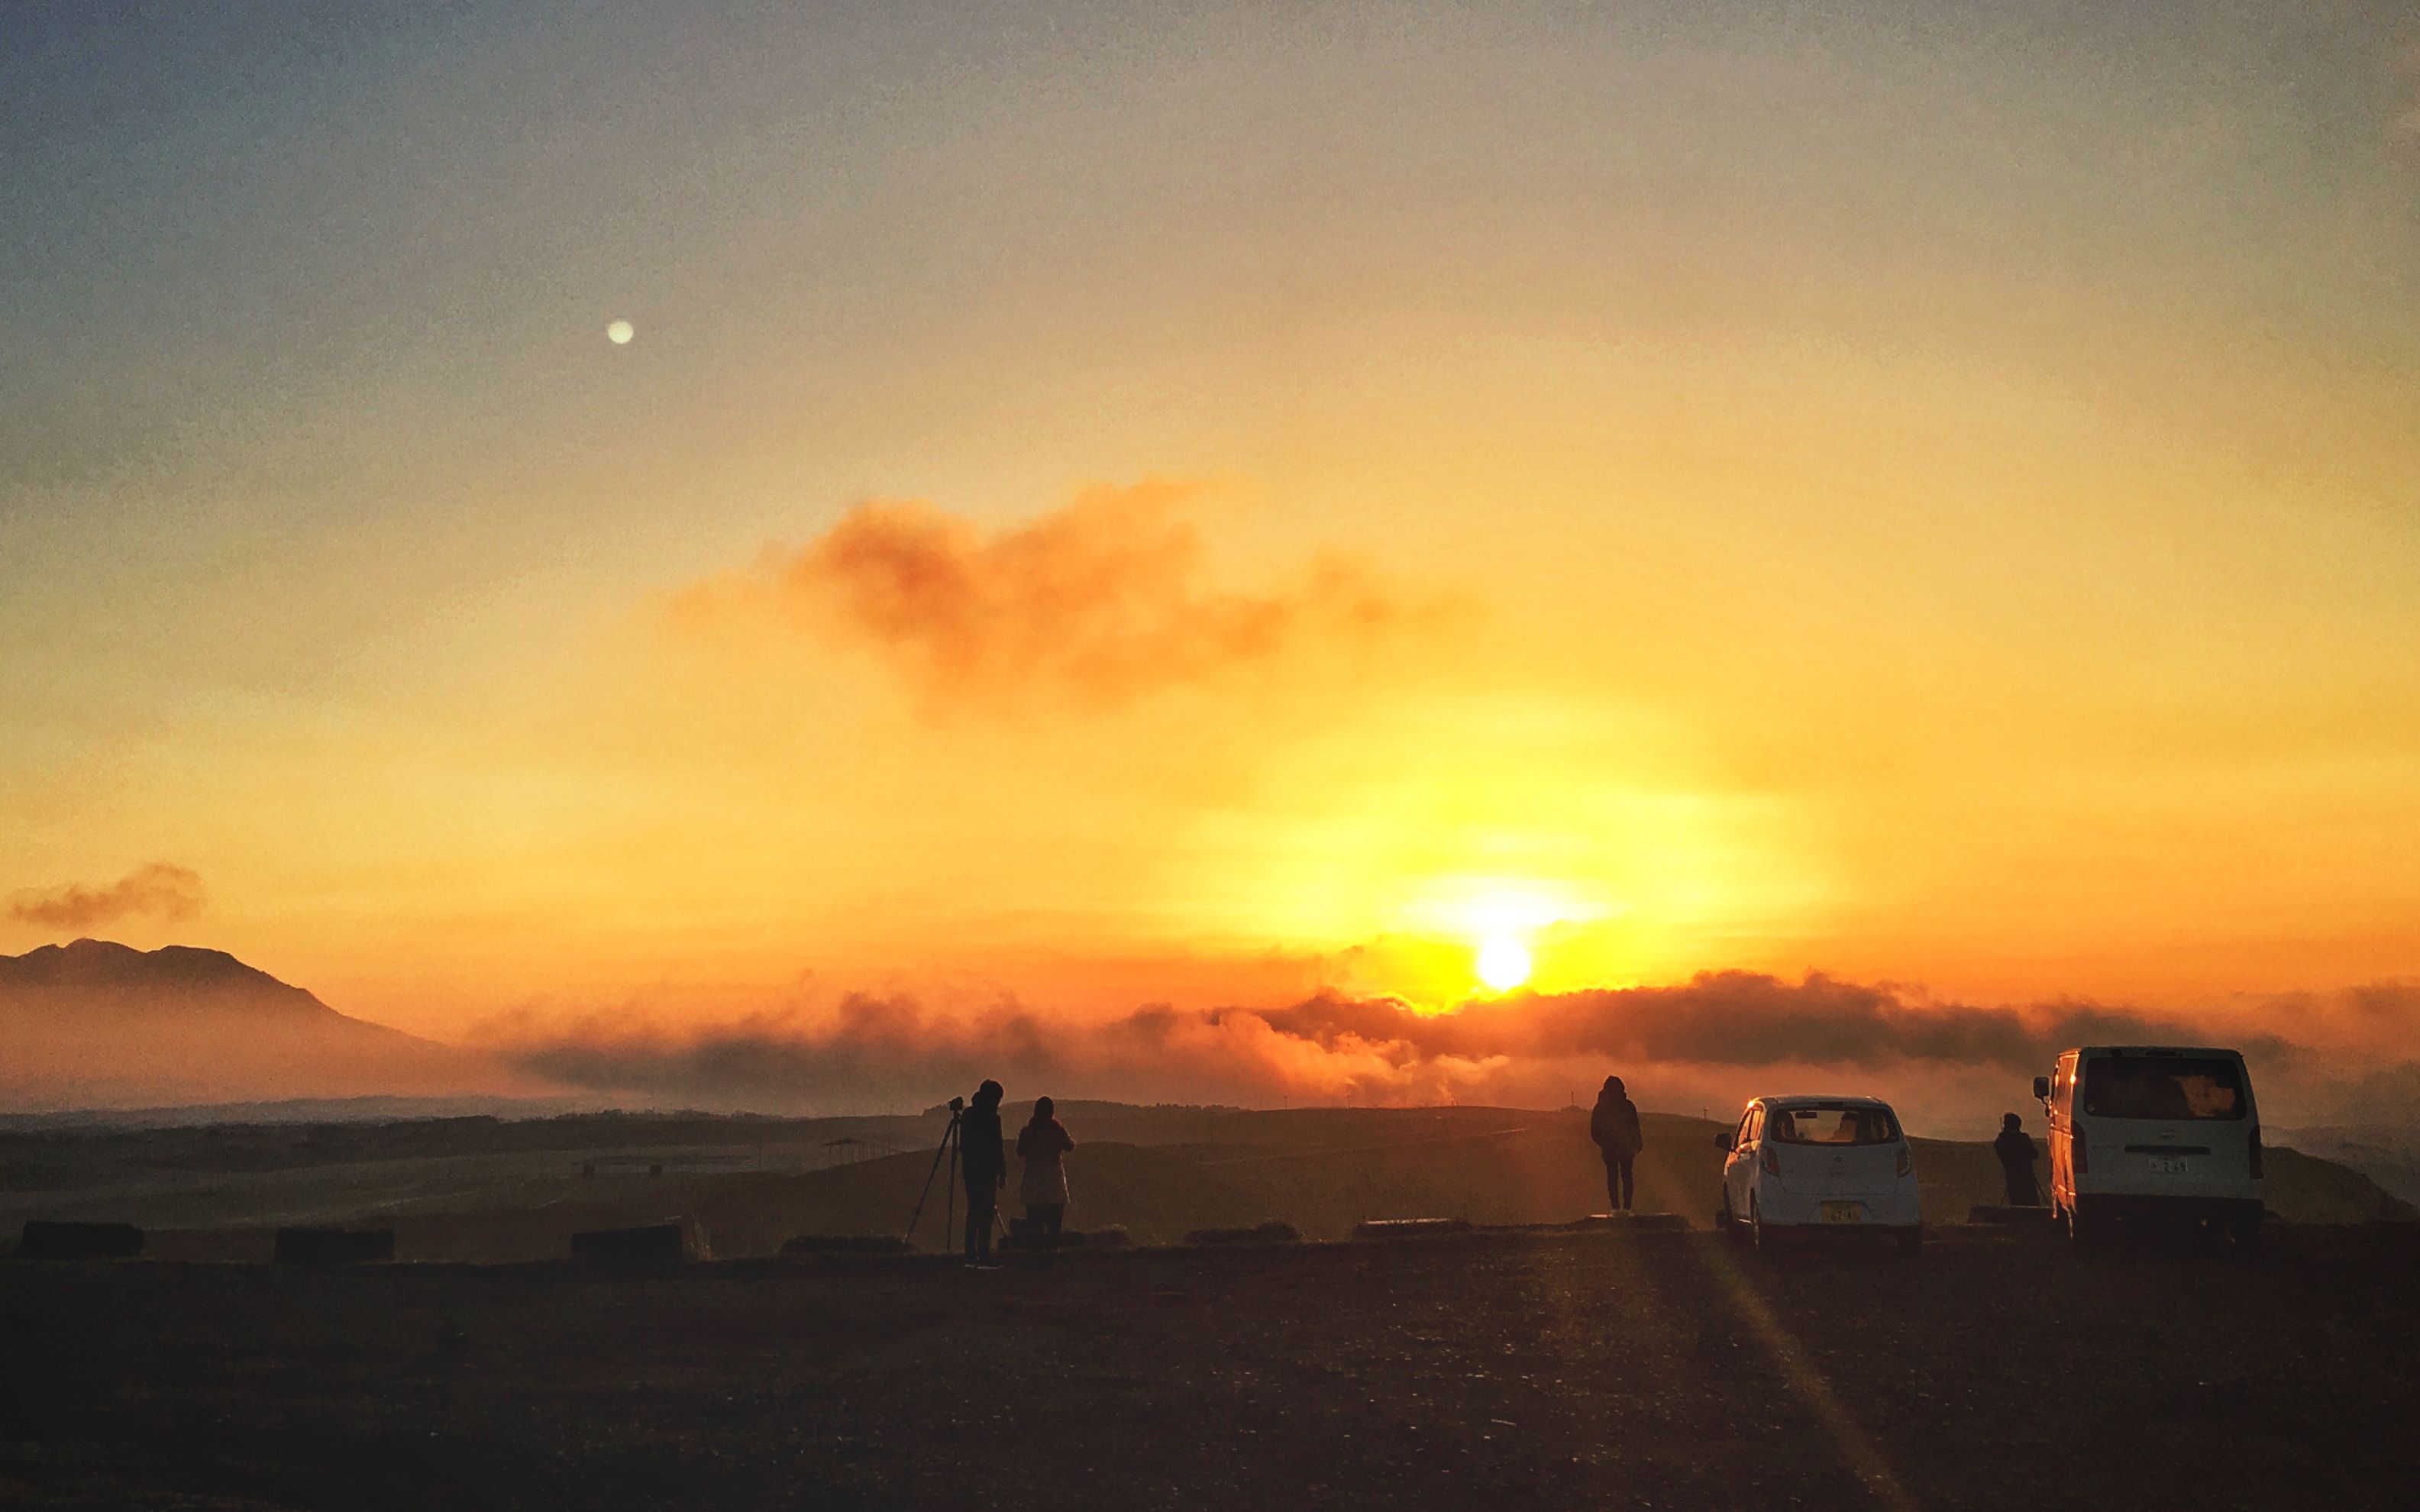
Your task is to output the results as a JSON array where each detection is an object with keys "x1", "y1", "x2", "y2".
[{"x1": 905, "y1": 1096, "x2": 1006, "y2": 1253}]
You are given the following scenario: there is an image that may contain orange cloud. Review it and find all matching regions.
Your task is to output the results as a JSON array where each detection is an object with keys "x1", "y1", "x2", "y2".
[
  {"x1": 493, "y1": 969, "x2": 2402, "y2": 1123},
  {"x1": 673, "y1": 478, "x2": 1437, "y2": 711},
  {"x1": 8, "y1": 862, "x2": 205, "y2": 931}
]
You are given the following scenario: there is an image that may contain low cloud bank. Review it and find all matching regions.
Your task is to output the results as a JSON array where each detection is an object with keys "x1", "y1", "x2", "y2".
[
  {"x1": 8, "y1": 863, "x2": 205, "y2": 930},
  {"x1": 1247, "y1": 973, "x2": 2302, "y2": 1071},
  {"x1": 496, "y1": 970, "x2": 2410, "y2": 1130}
]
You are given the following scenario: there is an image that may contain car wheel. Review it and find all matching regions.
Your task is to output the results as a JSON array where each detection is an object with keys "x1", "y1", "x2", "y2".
[
  {"x1": 2230, "y1": 1210, "x2": 2263, "y2": 1258},
  {"x1": 1751, "y1": 1197, "x2": 1780, "y2": 1252},
  {"x1": 2067, "y1": 1199, "x2": 2111, "y2": 1250}
]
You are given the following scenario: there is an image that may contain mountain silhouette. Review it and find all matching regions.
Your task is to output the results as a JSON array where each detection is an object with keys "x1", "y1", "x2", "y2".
[
  {"x1": 0, "y1": 939, "x2": 500, "y2": 1110},
  {"x1": 2, "y1": 938, "x2": 347, "y2": 1013}
]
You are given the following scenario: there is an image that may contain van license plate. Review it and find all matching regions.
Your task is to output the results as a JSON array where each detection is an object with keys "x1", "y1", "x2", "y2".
[
  {"x1": 1821, "y1": 1202, "x2": 1861, "y2": 1224},
  {"x1": 2147, "y1": 1155, "x2": 2190, "y2": 1175}
]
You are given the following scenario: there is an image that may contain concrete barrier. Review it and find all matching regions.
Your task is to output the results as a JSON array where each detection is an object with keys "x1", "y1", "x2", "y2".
[
  {"x1": 16, "y1": 1221, "x2": 145, "y2": 1261},
  {"x1": 999, "y1": 1223, "x2": 1131, "y2": 1252},
  {"x1": 1184, "y1": 1220, "x2": 1300, "y2": 1246},
  {"x1": 780, "y1": 1234, "x2": 913, "y2": 1255},
  {"x1": 1352, "y1": 1217, "x2": 1472, "y2": 1239},
  {"x1": 1572, "y1": 1212, "x2": 1691, "y2": 1232},
  {"x1": 570, "y1": 1223, "x2": 690, "y2": 1266},
  {"x1": 273, "y1": 1227, "x2": 396, "y2": 1265}
]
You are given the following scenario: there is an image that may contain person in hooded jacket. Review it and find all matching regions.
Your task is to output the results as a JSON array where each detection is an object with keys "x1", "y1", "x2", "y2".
[
  {"x1": 1994, "y1": 1111, "x2": 2042, "y2": 1206},
  {"x1": 1589, "y1": 1075, "x2": 1645, "y2": 1213},
  {"x1": 1016, "y1": 1096, "x2": 1077, "y2": 1261},
  {"x1": 961, "y1": 1080, "x2": 1007, "y2": 1267}
]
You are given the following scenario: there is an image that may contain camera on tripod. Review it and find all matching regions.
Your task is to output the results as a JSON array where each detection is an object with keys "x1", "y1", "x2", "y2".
[{"x1": 907, "y1": 1094, "x2": 984, "y2": 1249}]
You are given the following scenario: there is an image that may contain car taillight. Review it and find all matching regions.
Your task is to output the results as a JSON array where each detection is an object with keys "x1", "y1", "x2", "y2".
[
  {"x1": 2073, "y1": 1123, "x2": 2089, "y2": 1174},
  {"x1": 2249, "y1": 1123, "x2": 2263, "y2": 1179},
  {"x1": 1896, "y1": 1145, "x2": 1912, "y2": 1178},
  {"x1": 1761, "y1": 1144, "x2": 1779, "y2": 1177}
]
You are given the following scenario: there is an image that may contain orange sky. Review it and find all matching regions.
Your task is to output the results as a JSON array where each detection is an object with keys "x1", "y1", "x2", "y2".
[{"x1": 5, "y1": 2, "x2": 2418, "y2": 1077}]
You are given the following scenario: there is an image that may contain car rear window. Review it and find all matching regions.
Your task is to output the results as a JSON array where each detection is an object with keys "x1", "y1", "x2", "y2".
[
  {"x1": 1766, "y1": 1105, "x2": 1900, "y2": 1145},
  {"x1": 2080, "y1": 1058, "x2": 2245, "y2": 1120}
]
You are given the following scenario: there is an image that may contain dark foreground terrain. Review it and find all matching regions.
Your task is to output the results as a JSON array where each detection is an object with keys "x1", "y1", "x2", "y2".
[{"x1": 4, "y1": 1223, "x2": 2415, "y2": 1511}]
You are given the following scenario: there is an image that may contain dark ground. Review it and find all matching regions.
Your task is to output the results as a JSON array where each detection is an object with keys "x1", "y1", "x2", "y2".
[{"x1": 3, "y1": 1223, "x2": 2416, "y2": 1510}]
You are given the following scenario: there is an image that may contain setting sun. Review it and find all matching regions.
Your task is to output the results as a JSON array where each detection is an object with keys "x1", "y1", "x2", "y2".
[{"x1": 1476, "y1": 934, "x2": 1532, "y2": 993}]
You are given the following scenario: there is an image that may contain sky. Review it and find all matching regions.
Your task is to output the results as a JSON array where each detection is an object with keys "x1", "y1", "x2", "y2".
[{"x1": 5, "y1": 2, "x2": 2418, "y2": 1120}]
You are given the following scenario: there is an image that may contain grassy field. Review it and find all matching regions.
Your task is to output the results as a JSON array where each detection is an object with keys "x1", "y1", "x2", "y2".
[
  {"x1": 5, "y1": 1105, "x2": 2409, "y2": 1261},
  {"x1": 5, "y1": 1223, "x2": 2417, "y2": 1510}
]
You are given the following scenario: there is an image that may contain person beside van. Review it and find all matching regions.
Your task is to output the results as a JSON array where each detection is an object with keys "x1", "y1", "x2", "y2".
[
  {"x1": 961, "y1": 1080, "x2": 1008, "y2": 1268},
  {"x1": 1994, "y1": 1112, "x2": 2041, "y2": 1206},
  {"x1": 1590, "y1": 1076, "x2": 1645, "y2": 1213},
  {"x1": 1016, "y1": 1096, "x2": 1076, "y2": 1261}
]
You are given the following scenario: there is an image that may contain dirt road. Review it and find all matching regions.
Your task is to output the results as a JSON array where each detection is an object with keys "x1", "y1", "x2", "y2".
[{"x1": 3, "y1": 1224, "x2": 2413, "y2": 1510}]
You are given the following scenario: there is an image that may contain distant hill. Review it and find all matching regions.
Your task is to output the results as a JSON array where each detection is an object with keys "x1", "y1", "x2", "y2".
[
  {"x1": 2272, "y1": 1127, "x2": 2420, "y2": 1209},
  {"x1": 0, "y1": 939, "x2": 499, "y2": 1110}
]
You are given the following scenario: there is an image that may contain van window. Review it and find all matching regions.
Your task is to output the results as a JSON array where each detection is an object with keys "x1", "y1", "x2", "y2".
[
  {"x1": 2080, "y1": 1058, "x2": 2245, "y2": 1120},
  {"x1": 1766, "y1": 1105, "x2": 1900, "y2": 1145}
]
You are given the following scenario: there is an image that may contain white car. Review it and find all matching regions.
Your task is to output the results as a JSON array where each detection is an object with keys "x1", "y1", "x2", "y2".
[{"x1": 1715, "y1": 1095, "x2": 1923, "y2": 1254}]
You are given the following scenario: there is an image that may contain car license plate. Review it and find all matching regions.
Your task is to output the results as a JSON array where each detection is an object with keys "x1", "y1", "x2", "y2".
[
  {"x1": 2147, "y1": 1155, "x2": 2190, "y2": 1175},
  {"x1": 1821, "y1": 1201, "x2": 1861, "y2": 1224}
]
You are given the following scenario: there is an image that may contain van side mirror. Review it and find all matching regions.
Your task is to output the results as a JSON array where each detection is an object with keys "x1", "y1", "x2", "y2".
[
  {"x1": 2032, "y1": 1075, "x2": 2052, "y2": 1102},
  {"x1": 1714, "y1": 1132, "x2": 1733, "y2": 1152}
]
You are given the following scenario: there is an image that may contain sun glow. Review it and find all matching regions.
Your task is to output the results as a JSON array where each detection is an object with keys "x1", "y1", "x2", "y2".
[{"x1": 1476, "y1": 933, "x2": 1532, "y2": 993}]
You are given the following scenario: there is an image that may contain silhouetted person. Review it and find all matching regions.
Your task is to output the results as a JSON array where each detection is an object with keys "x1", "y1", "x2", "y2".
[
  {"x1": 1590, "y1": 1075, "x2": 1644, "y2": 1213},
  {"x1": 961, "y1": 1080, "x2": 1007, "y2": 1266},
  {"x1": 1016, "y1": 1096, "x2": 1076, "y2": 1262},
  {"x1": 1995, "y1": 1111, "x2": 2041, "y2": 1206}
]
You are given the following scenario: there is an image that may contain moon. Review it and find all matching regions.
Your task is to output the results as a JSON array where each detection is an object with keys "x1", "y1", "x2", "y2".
[{"x1": 606, "y1": 318, "x2": 635, "y2": 345}]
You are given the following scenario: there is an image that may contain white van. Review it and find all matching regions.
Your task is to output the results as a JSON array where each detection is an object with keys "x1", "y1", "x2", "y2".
[
  {"x1": 1714, "y1": 1095, "x2": 1923, "y2": 1254},
  {"x1": 2033, "y1": 1046, "x2": 2264, "y2": 1247}
]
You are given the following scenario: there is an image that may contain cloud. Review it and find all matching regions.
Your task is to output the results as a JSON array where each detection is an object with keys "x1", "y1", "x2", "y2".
[
  {"x1": 494, "y1": 969, "x2": 2347, "y2": 1121},
  {"x1": 493, "y1": 988, "x2": 1510, "y2": 1114},
  {"x1": 671, "y1": 478, "x2": 1437, "y2": 710},
  {"x1": 1244, "y1": 973, "x2": 2302, "y2": 1072},
  {"x1": 8, "y1": 863, "x2": 205, "y2": 931}
]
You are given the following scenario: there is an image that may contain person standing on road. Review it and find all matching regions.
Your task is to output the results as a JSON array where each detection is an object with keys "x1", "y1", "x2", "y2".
[
  {"x1": 1016, "y1": 1096, "x2": 1077, "y2": 1263},
  {"x1": 1589, "y1": 1075, "x2": 1644, "y2": 1213},
  {"x1": 961, "y1": 1080, "x2": 1008, "y2": 1267},
  {"x1": 1994, "y1": 1111, "x2": 2042, "y2": 1207}
]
